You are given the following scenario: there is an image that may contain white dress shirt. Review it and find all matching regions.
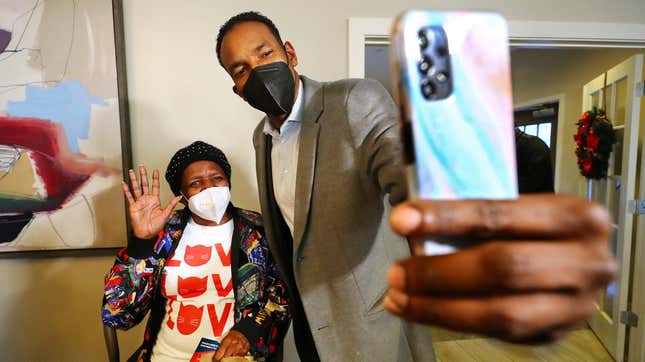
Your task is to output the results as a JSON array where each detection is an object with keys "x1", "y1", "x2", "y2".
[{"x1": 263, "y1": 80, "x2": 304, "y2": 237}]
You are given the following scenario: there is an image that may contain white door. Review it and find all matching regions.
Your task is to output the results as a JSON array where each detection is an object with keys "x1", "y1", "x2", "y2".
[
  {"x1": 627, "y1": 72, "x2": 645, "y2": 362},
  {"x1": 584, "y1": 54, "x2": 644, "y2": 361}
]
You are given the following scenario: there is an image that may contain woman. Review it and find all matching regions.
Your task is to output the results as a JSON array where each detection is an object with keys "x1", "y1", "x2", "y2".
[{"x1": 102, "y1": 141, "x2": 289, "y2": 362}]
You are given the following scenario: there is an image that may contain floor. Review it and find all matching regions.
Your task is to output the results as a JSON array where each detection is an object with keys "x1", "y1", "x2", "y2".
[{"x1": 430, "y1": 327, "x2": 614, "y2": 361}]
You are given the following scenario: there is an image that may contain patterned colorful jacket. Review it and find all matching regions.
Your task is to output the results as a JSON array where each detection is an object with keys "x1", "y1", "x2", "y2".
[{"x1": 102, "y1": 206, "x2": 290, "y2": 361}]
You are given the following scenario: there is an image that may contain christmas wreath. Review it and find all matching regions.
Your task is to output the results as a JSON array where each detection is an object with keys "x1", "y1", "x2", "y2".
[{"x1": 574, "y1": 107, "x2": 616, "y2": 179}]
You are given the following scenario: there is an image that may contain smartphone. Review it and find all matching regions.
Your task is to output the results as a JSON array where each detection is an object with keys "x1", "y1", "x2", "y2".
[{"x1": 390, "y1": 11, "x2": 518, "y2": 255}]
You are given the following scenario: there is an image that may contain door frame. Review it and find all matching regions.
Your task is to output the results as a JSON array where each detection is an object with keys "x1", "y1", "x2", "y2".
[{"x1": 348, "y1": 18, "x2": 645, "y2": 78}]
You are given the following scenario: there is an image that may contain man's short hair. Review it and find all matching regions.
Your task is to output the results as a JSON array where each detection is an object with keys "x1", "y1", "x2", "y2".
[{"x1": 216, "y1": 11, "x2": 283, "y2": 68}]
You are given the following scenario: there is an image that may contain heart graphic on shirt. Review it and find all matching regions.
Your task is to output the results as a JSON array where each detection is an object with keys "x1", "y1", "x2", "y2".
[
  {"x1": 177, "y1": 302, "x2": 204, "y2": 335},
  {"x1": 178, "y1": 275, "x2": 208, "y2": 298},
  {"x1": 184, "y1": 244, "x2": 212, "y2": 267}
]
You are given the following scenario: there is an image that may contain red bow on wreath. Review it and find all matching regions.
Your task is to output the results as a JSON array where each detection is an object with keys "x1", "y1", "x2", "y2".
[{"x1": 573, "y1": 107, "x2": 616, "y2": 179}]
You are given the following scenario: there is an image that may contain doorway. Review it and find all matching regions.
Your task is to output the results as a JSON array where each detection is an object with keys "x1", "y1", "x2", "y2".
[{"x1": 514, "y1": 102, "x2": 559, "y2": 166}]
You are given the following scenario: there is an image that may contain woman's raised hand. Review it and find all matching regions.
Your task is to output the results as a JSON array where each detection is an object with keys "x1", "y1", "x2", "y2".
[{"x1": 122, "y1": 165, "x2": 182, "y2": 239}]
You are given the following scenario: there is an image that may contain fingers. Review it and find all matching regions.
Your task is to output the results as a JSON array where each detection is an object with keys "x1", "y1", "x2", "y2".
[
  {"x1": 128, "y1": 169, "x2": 142, "y2": 199},
  {"x1": 385, "y1": 194, "x2": 614, "y2": 342},
  {"x1": 121, "y1": 181, "x2": 135, "y2": 206},
  {"x1": 139, "y1": 165, "x2": 150, "y2": 195},
  {"x1": 214, "y1": 334, "x2": 249, "y2": 360},
  {"x1": 384, "y1": 289, "x2": 596, "y2": 343},
  {"x1": 213, "y1": 342, "x2": 227, "y2": 360},
  {"x1": 390, "y1": 194, "x2": 611, "y2": 240},
  {"x1": 388, "y1": 241, "x2": 616, "y2": 295},
  {"x1": 152, "y1": 169, "x2": 160, "y2": 196},
  {"x1": 163, "y1": 196, "x2": 183, "y2": 218},
  {"x1": 126, "y1": 166, "x2": 162, "y2": 200}
]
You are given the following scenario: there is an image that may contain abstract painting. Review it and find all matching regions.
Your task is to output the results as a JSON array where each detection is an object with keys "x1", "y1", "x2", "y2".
[{"x1": 0, "y1": 0, "x2": 131, "y2": 252}]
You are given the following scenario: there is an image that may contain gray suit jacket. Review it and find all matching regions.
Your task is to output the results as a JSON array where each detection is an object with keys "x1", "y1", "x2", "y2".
[{"x1": 253, "y1": 76, "x2": 435, "y2": 361}]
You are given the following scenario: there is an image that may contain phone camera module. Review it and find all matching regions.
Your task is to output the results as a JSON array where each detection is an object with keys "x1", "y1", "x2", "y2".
[{"x1": 418, "y1": 26, "x2": 452, "y2": 100}]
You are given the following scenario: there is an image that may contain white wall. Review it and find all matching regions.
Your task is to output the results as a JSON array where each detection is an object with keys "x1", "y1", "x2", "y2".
[{"x1": 1, "y1": 0, "x2": 645, "y2": 360}]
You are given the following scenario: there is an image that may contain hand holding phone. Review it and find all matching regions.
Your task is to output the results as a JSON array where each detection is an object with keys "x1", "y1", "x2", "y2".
[{"x1": 384, "y1": 11, "x2": 614, "y2": 344}]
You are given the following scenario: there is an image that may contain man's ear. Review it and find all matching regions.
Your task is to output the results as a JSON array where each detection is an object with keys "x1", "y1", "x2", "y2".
[
  {"x1": 232, "y1": 84, "x2": 247, "y2": 102},
  {"x1": 284, "y1": 41, "x2": 298, "y2": 68}
]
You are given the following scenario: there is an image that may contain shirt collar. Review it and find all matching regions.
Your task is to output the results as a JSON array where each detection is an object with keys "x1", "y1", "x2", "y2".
[{"x1": 263, "y1": 79, "x2": 304, "y2": 137}]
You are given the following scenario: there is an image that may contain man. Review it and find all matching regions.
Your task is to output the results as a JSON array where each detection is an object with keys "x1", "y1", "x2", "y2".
[
  {"x1": 216, "y1": 11, "x2": 614, "y2": 361},
  {"x1": 515, "y1": 128, "x2": 555, "y2": 193}
]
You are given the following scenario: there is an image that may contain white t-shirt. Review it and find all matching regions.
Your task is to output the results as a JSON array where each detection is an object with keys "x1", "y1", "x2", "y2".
[{"x1": 151, "y1": 218, "x2": 235, "y2": 362}]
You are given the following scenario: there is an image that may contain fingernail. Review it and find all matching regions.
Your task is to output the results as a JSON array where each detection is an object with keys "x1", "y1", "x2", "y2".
[
  {"x1": 384, "y1": 289, "x2": 409, "y2": 314},
  {"x1": 387, "y1": 263, "x2": 406, "y2": 290},
  {"x1": 391, "y1": 205, "x2": 422, "y2": 234}
]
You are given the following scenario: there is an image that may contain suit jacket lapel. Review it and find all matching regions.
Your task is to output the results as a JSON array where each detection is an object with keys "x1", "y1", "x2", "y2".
[
  {"x1": 253, "y1": 128, "x2": 269, "y2": 224},
  {"x1": 254, "y1": 130, "x2": 287, "y2": 270},
  {"x1": 293, "y1": 76, "x2": 324, "y2": 254},
  {"x1": 230, "y1": 208, "x2": 241, "y2": 304}
]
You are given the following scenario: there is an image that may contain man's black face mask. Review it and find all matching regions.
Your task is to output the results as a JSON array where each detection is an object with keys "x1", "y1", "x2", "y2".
[{"x1": 242, "y1": 61, "x2": 295, "y2": 116}]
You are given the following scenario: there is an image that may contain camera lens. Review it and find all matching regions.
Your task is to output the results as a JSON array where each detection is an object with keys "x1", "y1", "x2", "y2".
[
  {"x1": 418, "y1": 30, "x2": 429, "y2": 49},
  {"x1": 418, "y1": 56, "x2": 433, "y2": 74},
  {"x1": 421, "y1": 79, "x2": 435, "y2": 98},
  {"x1": 435, "y1": 71, "x2": 448, "y2": 83}
]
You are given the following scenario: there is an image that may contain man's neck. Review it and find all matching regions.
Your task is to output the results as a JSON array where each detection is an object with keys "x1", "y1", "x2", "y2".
[
  {"x1": 268, "y1": 114, "x2": 288, "y2": 131},
  {"x1": 268, "y1": 75, "x2": 300, "y2": 131}
]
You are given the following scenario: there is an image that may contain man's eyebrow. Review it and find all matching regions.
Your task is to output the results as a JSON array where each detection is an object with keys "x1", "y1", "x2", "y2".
[
  {"x1": 254, "y1": 42, "x2": 267, "y2": 53},
  {"x1": 226, "y1": 42, "x2": 268, "y2": 73},
  {"x1": 227, "y1": 61, "x2": 244, "y2": 72}
]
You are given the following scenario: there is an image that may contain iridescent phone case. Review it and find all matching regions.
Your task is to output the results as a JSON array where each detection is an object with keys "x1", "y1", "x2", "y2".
[{"x1": 390, "y1": 11, "x2": 518, "y2": 254}]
